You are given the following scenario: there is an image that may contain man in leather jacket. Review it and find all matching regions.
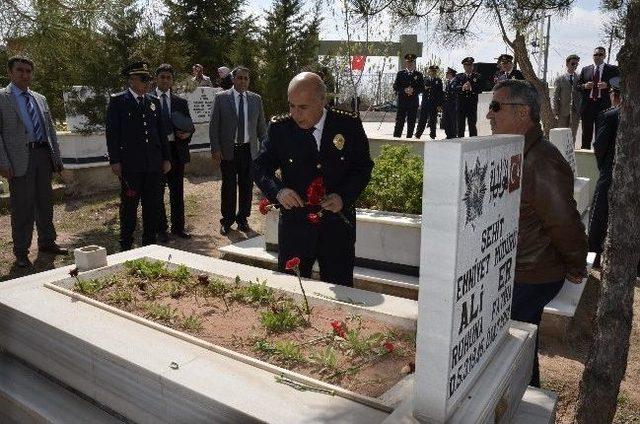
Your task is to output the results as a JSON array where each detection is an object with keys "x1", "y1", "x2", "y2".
[{"x1": 486, "y1": 79, "x2": 587, "y2": 387}]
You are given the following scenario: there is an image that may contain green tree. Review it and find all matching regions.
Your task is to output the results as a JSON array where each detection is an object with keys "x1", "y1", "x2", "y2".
[
  {"x1": 259, "y1": 0, "x2": 321, "y2": 117},
  {"x1": 164, "y1": 0, "x2": 242, "y2": 75},
  {"x1": 229, "y1": 15, "x2": 263, "y2": 93}
]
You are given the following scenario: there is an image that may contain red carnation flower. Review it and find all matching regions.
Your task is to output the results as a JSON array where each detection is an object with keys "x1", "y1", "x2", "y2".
[
  {"x1": 285, "y1": 257, "x2": 301, "y2": 270},
  {"x1": 330, "y1": 320, "x2": 346, "y2": 338},
  {"x1": 383, "y1": 342, "x2": 394, "y2": 353},
  {"x1": 258, "y1": 198, "x2": 271, "y2": 215},
  {"x1": 69, "y1": 267, "x2": 79, "y2": 278},
  {"x1": 306, "y1": 176, "x2": 326, "y2": 206},
  {"x1": 307, "y1": 212, "x2": 321, "y2": 224}
]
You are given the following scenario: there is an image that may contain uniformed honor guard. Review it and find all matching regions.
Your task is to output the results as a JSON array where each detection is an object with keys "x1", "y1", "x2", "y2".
[
  {"x1": 415, "y1": 64, "x2": 444, "y2": 139},
  {"x1": 442, "y1": 67, "x2": 458, "y2": 139},
  {"x1": 392, "y1": 53, "x2": 424, "y2": 138},
  {"x1": 106, "y1": 61, "x2": 171, "y2": 251},
  {"x1": 454, "y1": 57, "x2": 483, "y2": 137},
  {"x1": 493, "y1": 54, "x2": 525, "y2": 84},
  {"x1": 254, "y1": 72, "x2": 374, "y2": 287}
]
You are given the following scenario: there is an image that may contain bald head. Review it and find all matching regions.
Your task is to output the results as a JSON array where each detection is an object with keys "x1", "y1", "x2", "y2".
[
  {"x1": 288, "y1": 72, "x2": 326, "y2": 101},
  {"x1": 288, "y1": 72, "x2": 327, "y2": 129}
]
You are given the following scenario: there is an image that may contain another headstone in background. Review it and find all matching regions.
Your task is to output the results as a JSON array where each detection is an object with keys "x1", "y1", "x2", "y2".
[{"x1": 178, "y1": 86, "x2": 222, "y2": 124}]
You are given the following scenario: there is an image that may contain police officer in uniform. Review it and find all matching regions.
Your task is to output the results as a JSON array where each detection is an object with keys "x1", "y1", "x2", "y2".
[
  {"x1": 106, "y1": 61, "x2": 171, "y2": 251},
  {"x1": 254, "y1": 72, "x2": 373, "y2": 287},
  {"x1": 392, "y1": 53, "x2": 424, "y2": 138},
  {"x1": 454, "y1": 57, "x2": 483, "y2": 137},
  {"x1": 442, "y1": 67, "x2": 458, "y2": 139},
  {"x1": 415, "y1": 65, "x2": 443, "y2": 139},
  {"x1": 493, "y1": 54, "x2": 525, "y2": 84}
]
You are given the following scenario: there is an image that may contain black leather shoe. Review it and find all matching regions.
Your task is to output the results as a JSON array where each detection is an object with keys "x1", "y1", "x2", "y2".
[
  {"x1": 38, "y1": 244, "x2": 68, "y2": 255},
  {"x1": 157, "y1": 232, "x2": 170, "y2": 243},
  {"x1": 237, "y1": 222, "x2": 251, "y2": 232},
  {"x1": 15, "y1": 255, "x2": 32, "y2": 268},
  {"x1": 220, "y1": 225, "x2": 231, "y2": 235},
  {"x1": 172, "y1": 231, "x2": 192, "y2": 239}
]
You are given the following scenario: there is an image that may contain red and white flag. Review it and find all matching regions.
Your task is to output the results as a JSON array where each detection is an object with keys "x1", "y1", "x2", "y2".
[{"x1": 351, "y1": 55, "x2": 366, "y2": 72}]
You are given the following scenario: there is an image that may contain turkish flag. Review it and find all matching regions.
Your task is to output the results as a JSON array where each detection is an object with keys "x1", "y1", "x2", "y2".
[{"x1": 351, "y1": 55, "x2": 366, "y2": 71}]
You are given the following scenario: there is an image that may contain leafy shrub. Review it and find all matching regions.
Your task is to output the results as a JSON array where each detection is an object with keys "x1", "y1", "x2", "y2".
[
  {"x1": 124, "y1": 259, "x2": 168, "y2": 279},
  {"x1": 358, "y1": 145, "x2": 423, "y2": 214},
  {"x1": 260, "y1": 305, "x2": 305, "y2": 333},
  {"x1": 74, "y1": 278, "x2": 107, "y2": 295}
]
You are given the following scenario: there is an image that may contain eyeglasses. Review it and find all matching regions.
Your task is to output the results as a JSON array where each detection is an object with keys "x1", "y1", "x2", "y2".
[
  {"x1": 569, "y1": 62, "x2": 579, "y2": 67},
  {"x1": 488, "y1": 100, "x2": 527, "y2": 112}
]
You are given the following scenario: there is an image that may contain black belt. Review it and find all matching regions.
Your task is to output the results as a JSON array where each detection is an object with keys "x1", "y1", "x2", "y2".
[
  {"x1": 234, "y1": 142, "x2": 250, "y2": 148},
  {"x1": 27, "y1": 142, "x2": 48, "y2": 149}
]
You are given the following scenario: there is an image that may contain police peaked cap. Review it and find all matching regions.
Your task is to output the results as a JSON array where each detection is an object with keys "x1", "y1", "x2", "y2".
[
  {"x1": 428, "y1": 65, "x2": 439, "y2": 71},
  {"x1": 446, "y1": 67, "x2": 457, "y2": 75},
  {"x1": 461, "y1": 57, "x2": 475, "y2": 65},
  {"x1": 122, "y1": 61, "x2": 151, "y2": 77},
  {"x1": 497, "y1": 54, "x2": 514, "y2": 63}
]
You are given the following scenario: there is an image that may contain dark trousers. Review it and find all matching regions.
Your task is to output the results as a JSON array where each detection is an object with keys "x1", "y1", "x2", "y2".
[
  {"x1": 581, "y1": 101, "x2": 607, "y2": 149},
  {"x1": 442, "y1": 104, "x2": 457, "y2": 139},
  {"x1": 416, "y1": 102, "x2": 438, "y2": 139},
  {"x1": 159, "y1": 161, "x2": 186, "y2": 234},
  {"x1": 277, "y1": 213, "x2": 356, "y2": 287},
  {"x1": 8, "y1": 147, "x2": 56, "y2": 257},
  {"x1": 457, "y1": 102, "x2": 478, "y2": 137},
  {"x1": 120, "y1": 171, "x2": 162, "y2": 250},
  {"x1": 220, "y1": 143, "x2": 252, "y2": 227},
  {"x1": 511, "y1": 279, "x2": 565, "y2": 387},
  {"x1": 394, "y1": 106, "x2": 418, "y2": 138}
]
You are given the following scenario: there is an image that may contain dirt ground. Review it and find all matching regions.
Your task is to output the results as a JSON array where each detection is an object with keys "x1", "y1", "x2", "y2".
[{"x1": 0, "y1": 175, "x2": 639, "y2": 422}]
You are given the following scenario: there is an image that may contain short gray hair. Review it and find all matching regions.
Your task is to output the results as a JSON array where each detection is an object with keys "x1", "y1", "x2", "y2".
[{"x1": 493, "y1": 79, "x2": 540, "y2": 123}]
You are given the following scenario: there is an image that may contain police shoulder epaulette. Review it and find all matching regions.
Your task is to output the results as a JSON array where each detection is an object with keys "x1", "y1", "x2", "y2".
[
  {"x1": 330, "y1": 108, "x2": 359, "y2": 119},
  {"x1": 270, "y1": 113, "x2": 291, "y2": 123},
  {"x1": 110, "y1": 91, "x2": 126, "y2": 98}
]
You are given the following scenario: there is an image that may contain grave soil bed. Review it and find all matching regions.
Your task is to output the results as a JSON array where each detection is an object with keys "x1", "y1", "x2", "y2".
[{"x1": 64, "y1": 258, "x2": 416, "y2": 399}]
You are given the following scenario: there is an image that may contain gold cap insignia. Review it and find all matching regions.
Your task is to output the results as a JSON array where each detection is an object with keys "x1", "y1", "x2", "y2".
[
  {"x1": 333, "y1": 134, "x2": 345, "y2": 150},
  {"x1": 149, "y1": 102, "x2": 156, "y2": 111}
]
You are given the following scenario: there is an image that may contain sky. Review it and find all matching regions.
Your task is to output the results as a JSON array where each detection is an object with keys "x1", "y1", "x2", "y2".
[{"x1": 244, "y1": 0, "x2": 619, "y2": 83}]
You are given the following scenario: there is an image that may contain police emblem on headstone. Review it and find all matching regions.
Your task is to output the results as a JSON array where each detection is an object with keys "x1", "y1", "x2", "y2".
[{"x1": 462, "y1": 157, "x2": 488, "y2": 225}]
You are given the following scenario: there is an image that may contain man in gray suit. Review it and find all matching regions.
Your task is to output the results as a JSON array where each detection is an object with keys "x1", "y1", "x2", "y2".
[
  {"x1": 210, "y1": 66, "x2": 266, "y2": 234},
  {"x1": 0, "y1": 56, "x2": 66, "y2": 267},
  {"x1": 553, "y1": 54, "x2": 582, "y2": 142}
]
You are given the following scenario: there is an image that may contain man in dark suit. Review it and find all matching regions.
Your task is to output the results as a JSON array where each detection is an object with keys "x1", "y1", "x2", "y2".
[
  {"x1": 154, "y1": 64, "x2": 194, "y2": 241},
  {"x1": 210, "y1": 66, "x2": 267, "y2": 234},
  {"x1": 454, "y1": 57, "x2": 483, "y2": 137},
  {"x1": 392, "y1": 54, "x2": 424, "y2": 138},
  {"x1": 0, "y1": 56, "x2": 67, "y2": 267},
  {"x1": 493, "y1": 54, "x2": 525, "y2": 84},
  {"x1": 415, "y1": 65, "x2": 443, "y2": 139},
  {"x1": 578, "y1": 46, "x2": 620, "y2": 149},
  {"x1": 589, "y1": 77, "x2": 621, "y2": 268},
  {"x1": 106, "y1": 61, "x2": 171, "y2": 250},
  {"x1": 254, "y1": 72, "x2": 374, "y2": 287},
  {"x1": 553, "y1": 54, "x2": 582, "y2": 142}
]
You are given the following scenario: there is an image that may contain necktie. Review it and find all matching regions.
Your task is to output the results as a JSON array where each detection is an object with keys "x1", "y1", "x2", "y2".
[
  {"x1": 22, "y1": 92, "x2": 44, "y2": 143},
  {"x1": 569, "y1": 74, "x2": 574, "y2": 85},
  {"x1": 161, "y1": 93, "x2": 172, "y2": 135},
  {"x1": 137, "y1": 96, "x2": 145, "y2": 112},
  {"x1": 590, "y1": 66, "x2": 600, "y2": 100},
  {"x1": 237, "y1": 93, "x2": 245, "y2": 144}
]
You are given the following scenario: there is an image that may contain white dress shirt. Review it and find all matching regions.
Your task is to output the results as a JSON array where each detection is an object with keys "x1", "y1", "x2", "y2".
[
  {"x1": 156, "y1": 88, "x2": 174, "y2": 141},
  {"x1": 312, "y1": 109, "x2": 327, "y2": 151},
  {"x1": 232, "y1": 88, "x2": 249, "y2": 144}
]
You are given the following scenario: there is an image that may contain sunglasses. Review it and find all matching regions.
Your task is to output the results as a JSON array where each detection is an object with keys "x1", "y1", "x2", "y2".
[
  {"x1": 569, "y1": 62, "x2": 579, "y2": 67},
  {"x1": 593, "y1": 53, "x2": 605, "y2": 57},
  {"x1": 489, "y1": 100, "x2": 527, "y2": 112}
]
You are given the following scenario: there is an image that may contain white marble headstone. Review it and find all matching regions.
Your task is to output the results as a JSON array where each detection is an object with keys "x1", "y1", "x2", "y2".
[
  {"x1": 178, "y1": 86, "x2": 222, "y2": 124},
  {"x1": 549, "y1": 128, "x2": 576, "y2": 176},
  {"x1": 414, "y1": 135, "x2": 524, "y2": 423}
]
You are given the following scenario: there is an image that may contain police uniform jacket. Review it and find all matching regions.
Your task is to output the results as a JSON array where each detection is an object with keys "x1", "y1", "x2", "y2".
[
  {"x1": 106, "y1": 90, "x2": 170, "y2": 173},
  {"x1": 422, "y1": 76, "x2": 443, "y2": 107},
  {"x1": 393, "y1": 70, "x2": 424, "y2": 108},
  {"x1": 493, "y1": 68, "x2": 525, "y2": 83},
  {"x1": 443, "y1": 78, "x2": 457, "y2": 106},
  {"x1": 453, "y1": 72, "x2": 483, "y2": 104},
  {"x1": 254, "y1": 108, "x2": 374, "y2": 224}
]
